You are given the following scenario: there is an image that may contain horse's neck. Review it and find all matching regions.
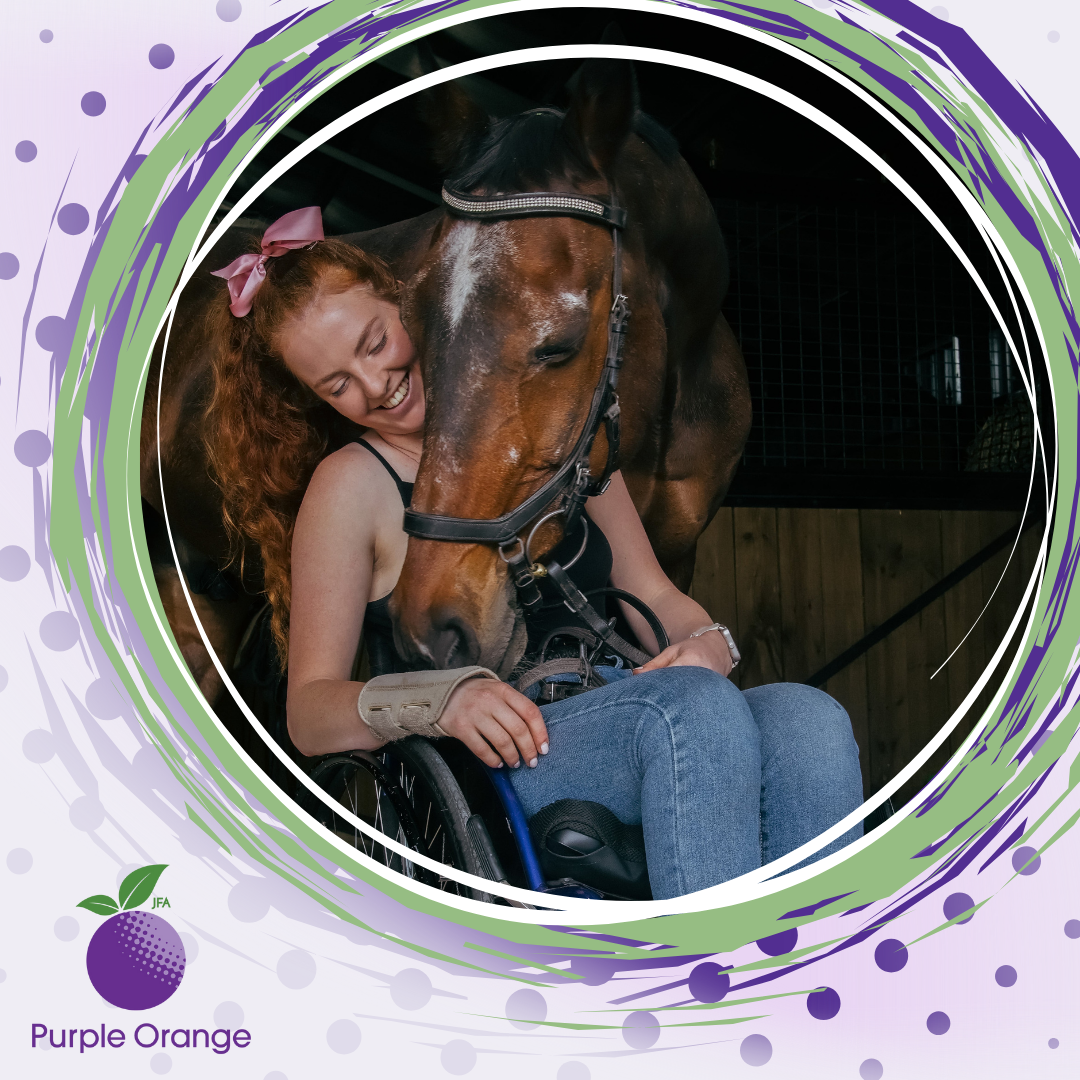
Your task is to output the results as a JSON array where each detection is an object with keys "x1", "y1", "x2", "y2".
[
  {"x1": 338, "y1": 208, "x2": 443, "y2": 280},
  {"x1": 615, "y1": 139, "x2": 729, "y2": 311}
]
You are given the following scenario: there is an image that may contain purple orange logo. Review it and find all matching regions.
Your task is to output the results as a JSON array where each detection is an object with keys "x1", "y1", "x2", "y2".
[{"x1": 77, "y1": 864, "x2": 186, "y2": 1010}]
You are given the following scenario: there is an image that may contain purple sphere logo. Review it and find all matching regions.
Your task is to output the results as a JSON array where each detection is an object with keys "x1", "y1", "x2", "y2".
[{"x1": 76, "y1": 864, "x2": 186, "y2": 1010}]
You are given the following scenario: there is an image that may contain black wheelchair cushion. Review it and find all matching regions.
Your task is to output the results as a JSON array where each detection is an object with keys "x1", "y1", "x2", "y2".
[{"x1": 529, "y1": 800, "x2": 652, "y2": 900}]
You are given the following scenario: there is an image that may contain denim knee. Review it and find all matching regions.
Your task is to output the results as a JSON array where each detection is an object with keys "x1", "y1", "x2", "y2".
[{"x1": 630, "y1": 667, "x2": 758, "y2": 762}]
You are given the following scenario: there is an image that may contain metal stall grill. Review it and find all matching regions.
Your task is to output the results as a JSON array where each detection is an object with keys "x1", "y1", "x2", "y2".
[{"x1": 716, "y1": 199, "x2": 1035, "y2": 506}]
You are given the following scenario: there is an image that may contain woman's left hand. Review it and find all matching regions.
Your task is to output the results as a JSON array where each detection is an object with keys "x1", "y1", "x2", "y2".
[{"x1": 633, "y1": 628, "x2": 735, "y2": 678}]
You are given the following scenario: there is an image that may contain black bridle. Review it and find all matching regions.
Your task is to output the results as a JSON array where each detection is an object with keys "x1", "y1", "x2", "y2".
[{"x1": 401, "y1": 184, "x2": 666, "y2": 669}]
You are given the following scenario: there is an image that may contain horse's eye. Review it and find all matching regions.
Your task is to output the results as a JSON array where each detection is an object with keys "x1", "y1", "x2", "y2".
[{"x1": 534, "y1": 344, "x2": 577, "y2": 366}]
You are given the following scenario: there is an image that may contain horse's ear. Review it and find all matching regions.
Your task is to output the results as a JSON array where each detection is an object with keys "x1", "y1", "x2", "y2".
[
  {"x1": 563, "y1": 29, "x2": 637, "y2": 175},
  {"x1": 414, "y1": 55, "x2": 491, "y2": 174}
]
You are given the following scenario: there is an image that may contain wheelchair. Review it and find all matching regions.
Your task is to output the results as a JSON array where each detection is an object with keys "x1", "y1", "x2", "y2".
[
  {"x1": 300, "y1": 731, "x2": 653, "y2": 905},
  {"x1": 229, "y1": 601, "x2": 652, "y2": 904}
]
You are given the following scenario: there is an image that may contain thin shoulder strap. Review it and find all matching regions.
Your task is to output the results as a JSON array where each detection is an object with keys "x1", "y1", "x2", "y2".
[{"x1": 354, "y1": 438, "x2": 413, "y2": 506}]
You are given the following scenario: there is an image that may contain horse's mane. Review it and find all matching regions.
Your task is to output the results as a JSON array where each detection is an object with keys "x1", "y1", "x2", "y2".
[{"x1": 448, "y1": 108, "x2": 679, "y2": 193}]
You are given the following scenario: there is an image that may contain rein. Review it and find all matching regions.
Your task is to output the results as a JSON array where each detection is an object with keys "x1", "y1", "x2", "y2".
[{"x1": 402, "y1": 185, "x2": 667, "y2": 676}]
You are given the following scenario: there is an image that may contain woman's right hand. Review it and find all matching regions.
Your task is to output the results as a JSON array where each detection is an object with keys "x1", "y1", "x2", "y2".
[{"x1": 436, "y1": 678, "x2": 549, "y2": 770}]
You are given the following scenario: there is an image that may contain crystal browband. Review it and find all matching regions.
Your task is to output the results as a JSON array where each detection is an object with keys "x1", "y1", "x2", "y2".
[{"x1": 441, "y1": 186, "x2": 627, "y2": 229}]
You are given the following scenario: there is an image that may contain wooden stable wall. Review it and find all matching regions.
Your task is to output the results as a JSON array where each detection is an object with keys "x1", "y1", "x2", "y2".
[{"x1": 688, "y1": 507, "x2": 1041, "y2": 809}]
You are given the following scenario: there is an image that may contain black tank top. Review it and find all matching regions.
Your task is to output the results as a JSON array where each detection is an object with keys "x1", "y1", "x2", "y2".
[{"x1": 356, "y1": 439, "x2": 613, "y2": 676}]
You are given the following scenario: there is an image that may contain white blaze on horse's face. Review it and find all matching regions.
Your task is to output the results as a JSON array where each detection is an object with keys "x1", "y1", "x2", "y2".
[{"x1": 441, "y1": 220, "x2": 515, "y2": 340}]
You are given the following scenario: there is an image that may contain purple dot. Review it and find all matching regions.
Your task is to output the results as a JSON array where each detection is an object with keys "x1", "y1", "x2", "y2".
[
  {"x1": 86, "y1": 678, "x2": 124, "y2": 719},
  {"x1": 995, "y1": 965, "x2": 1017, "y2": 987},
  {"x1": 214, "y1": 1001, "x2": 244, "y2": 1027},
  {"x1": 0, "y1": 252, "x2": 18, "y2": 279},
  {"x1": 874, "y1": 938, "x2": 908, "y2": 972},
  {"x1": 926, "y1": 1011, "x2": 950, "y2": 1035},
  {"x1": 22, "y1": 729, "x2": 54, "y2": 763},
  {"x1": 41, "y1": 611, "x2": 80, "y2": 651},
  {"x1": 859, "y1": 1060, "x2": 884, "y2": 1080},
  {"x1": 58, "y1": 203, "x2": 89, "y2": 235},
  {"x1": 35, "y1": 315, "x2": 70, "y2": 352},
  {"x1": 1049, "y1": 1038, "x2": 1059, "y2": 1049},
  {"x1": 149, "y1": 44, "x2": 174, "y2": 69},
  {"x1": 7, "y1": 848, "x2": 33, "y2": 873},
  {"x1": 70, "y1": 796, "x2": 105, "y2": 831},
  {"x1": 1012, "y1": 847, "x2": 1041, "y2": 875},
  {"x1": 1065, "y1": 920, "x2": 1080, "y2": 939},
  {"x1": 54, "y1": 916, "x2": 79, "y2": 941},
  {"x1": 390, "y1": 967, "x2": 431, "y2": 1009},
  {"x1": 0, "y1": 545, "x2": 31, "y2": 581},
  {"x1": 15, "y1": 141, "x2": 37, "y2": 163},
  {"x1": 621, "y1": 1011, "x2": 659, "y2": 1050},
  {"x1": 440, "y1": 1039, "x2": 475, "y2": 1074},
  {"x1": 277, "y1": 949, "x2": 315, "y2": 989},
  {"x1": 81, "y1": 92, "x2": 106, "y2": 117},
  {"x1": 505, "y1": 988, "x2": 546, "y2": 1029},
  {"x1": 943, "y1": 892, "x2": 975, "y2": 924},
  {"x1": 14, "y1": 429, "x2": 51, "y2": 466},
  {"x1": 757, "y1": 928, "x2": 798, "y2": 956},
  {"x1": 806, "y1": 985, "x2": 840, "y2": 1019},
  {"x1": 688, "y1": 961, "x2": 730, "y2": 1003},
  {"x1": 216, "y1": 0, "x2": 243, "y2": 21},
  {"x1": 1048, "y1": 31, "x2": 1061, "y2": 44},
  {"x1": 228, "y1": 876, "x2": 270, "y2": 921},
  {"x1": 739, "y1": 1033, "x2": 772, "y2": 1066},
  {"x1": 39, "y1": 30, "x2": 53, "y2": 43}
]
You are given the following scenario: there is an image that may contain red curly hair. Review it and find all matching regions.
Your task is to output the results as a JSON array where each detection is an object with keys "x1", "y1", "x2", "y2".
[{"x1": 204, "y1": 237, "x2": 399, "y2": 666}]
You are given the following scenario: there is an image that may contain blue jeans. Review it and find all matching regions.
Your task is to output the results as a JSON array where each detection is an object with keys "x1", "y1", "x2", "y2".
[{"x1": 507, "y1": 667, "x2": 863, "y2": 900}]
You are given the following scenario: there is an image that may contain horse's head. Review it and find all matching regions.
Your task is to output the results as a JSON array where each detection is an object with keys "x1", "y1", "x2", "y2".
[{"x1": 391, "y1": 57, "x2": 665, "y2": 674}]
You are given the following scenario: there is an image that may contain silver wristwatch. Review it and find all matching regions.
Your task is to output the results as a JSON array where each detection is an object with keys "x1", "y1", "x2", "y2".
[{"x1": 689, "y1": 622, "x2": 741, "y2": 668}]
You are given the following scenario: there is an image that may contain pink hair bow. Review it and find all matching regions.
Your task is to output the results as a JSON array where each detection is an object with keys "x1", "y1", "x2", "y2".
[{"x1": 211, "y1": 206, "x2": 325, "y2": 316}]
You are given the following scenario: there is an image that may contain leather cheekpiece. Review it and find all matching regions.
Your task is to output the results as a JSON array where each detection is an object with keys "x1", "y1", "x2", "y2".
[{"x1": 357, "y1": 666, "x2": 499, "y2": 741}]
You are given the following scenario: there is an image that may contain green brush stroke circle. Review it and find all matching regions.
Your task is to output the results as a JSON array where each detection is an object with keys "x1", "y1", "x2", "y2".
[{"x1": 59, "y1": 0, "x2": 1070, "y2": 957}]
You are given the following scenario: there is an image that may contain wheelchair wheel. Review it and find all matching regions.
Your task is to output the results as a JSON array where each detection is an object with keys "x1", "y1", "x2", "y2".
[{"x1": 306, "y1": 736, "x2": 492, "y2": 901}]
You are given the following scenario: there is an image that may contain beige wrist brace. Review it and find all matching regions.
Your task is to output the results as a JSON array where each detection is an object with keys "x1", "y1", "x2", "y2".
[{"x1": 357, "y1": 666, "x2": 499, "y2": 741}]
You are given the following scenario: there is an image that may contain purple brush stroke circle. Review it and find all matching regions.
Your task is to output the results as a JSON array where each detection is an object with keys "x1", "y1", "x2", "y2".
[
  {"x1": 859, "y1": 1060, "x2": 884, "y2": 1080},
  {"x1": 0, "y1": 252, "x2": 18, "y2": 279},
  {"x1": 568, "y1": 955, "x2": 615, "y2": 985},
  {"x1": 14, "y1": 430, "x2": 51, "y2": 466},
  {"x1": 1049, "y1": 1038, "x2": 1060, "y2": 1048},
  {"x1": 1065, "y1": 920, "x2": 1080, "y2": 939},
  {"x1": 216, "y1": 0, "x2": 242, "y2": 22},
  {"x1": 15, "y1": 141, "x2": 37, "y2": 163},
  {"x1": 39, "y1": 29, "x2": 53, "y2": 43}
]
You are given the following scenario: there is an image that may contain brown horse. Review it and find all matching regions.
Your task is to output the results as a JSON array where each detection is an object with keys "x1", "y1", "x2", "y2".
[
  {"x1": 142, "y1": 55, "x2": 749, "y2": 698},
  {"x1": 390, "y1": 56, "x2": 751, "y2": 675}
]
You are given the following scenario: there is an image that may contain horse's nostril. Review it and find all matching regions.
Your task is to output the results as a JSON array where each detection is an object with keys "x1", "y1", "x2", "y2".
[{"x1": 430, "y1": 612, "x2": 479, "y2": 669}]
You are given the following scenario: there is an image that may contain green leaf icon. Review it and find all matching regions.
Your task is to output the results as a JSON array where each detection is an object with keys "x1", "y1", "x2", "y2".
[
  {"x1": 77, "y1": 895, "x2": 120, "y2": 916},
  {"x1": 119, "y1": 864, "x2": 168, "y2": 911}
]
